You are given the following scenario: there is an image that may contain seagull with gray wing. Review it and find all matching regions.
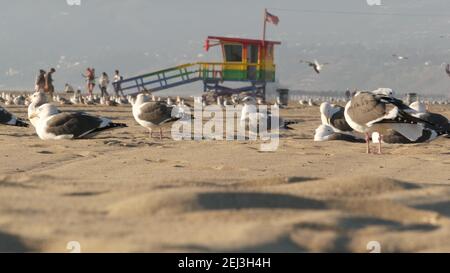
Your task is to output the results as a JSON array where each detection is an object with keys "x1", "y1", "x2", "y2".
[
  {"x1": 344, "y1": 91, "x2": 447, "y2": 154},
  {"x1": 132, "y1": 93, "x2": 184, "y2": 139},
  {"x1": 299, "y1": 59, "x2": 328, "y2": 74},
  {"x1": 0, "y1": 106, "x2": 29, "y2": 127},
  {"x1": 392, "y1": 54, "x2": 408, "y2": 60},
  {"x1": 33, "y1": 104, "x2": 126, "y2": 140},
  {"x1": 445, "y1": 64, "x2": 450, "y2": 77}
]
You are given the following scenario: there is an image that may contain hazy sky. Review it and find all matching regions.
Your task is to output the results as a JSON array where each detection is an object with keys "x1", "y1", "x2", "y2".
[{"x1": 1, "y1": 0, "x2": 450, "y2": 95}]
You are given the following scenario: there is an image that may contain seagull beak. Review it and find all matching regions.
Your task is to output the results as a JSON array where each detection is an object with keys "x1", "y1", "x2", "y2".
[{"x1": 29, "y1": 113, "x2": 38, "y2": 119}]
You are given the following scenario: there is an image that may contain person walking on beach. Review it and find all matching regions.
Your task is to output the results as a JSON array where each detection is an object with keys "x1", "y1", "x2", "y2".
[
  {"x1": 113, "y1": 70, "x2": 124, "y2": 97},
  {"x1": 44, "y1": 68, "x2": 56, "y2": 101},
  {"x1": 345, "y1": 89, "x2": 351, "y2": 101},
  {"x1": 83, "y1": 67, "x2": 95, "y2": 97},
  {"x1": 35, "y1": 69, "x2": 46, "y2": 92},
  {"x1": 99, "y1": 72, "x2": 110, "y2": 97}
]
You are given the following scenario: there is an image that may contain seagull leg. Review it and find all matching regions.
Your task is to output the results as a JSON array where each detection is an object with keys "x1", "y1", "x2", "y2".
[
  {"x1": 365, "y1": 132, "x2": 371, "y2": 154},
  {"x1": 159, "y1": 128, "x2": 163, "y2": 140},
  {"x1": 377, "y1": 134, "x2": 383, "y2": 155}
]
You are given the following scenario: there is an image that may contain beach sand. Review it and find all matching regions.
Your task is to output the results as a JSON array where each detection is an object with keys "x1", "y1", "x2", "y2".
[{"x1": 0, "y1": 103, "x2": 449, "y2": 253}]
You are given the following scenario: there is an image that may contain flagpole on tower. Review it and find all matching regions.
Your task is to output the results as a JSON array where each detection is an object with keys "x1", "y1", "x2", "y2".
[{"x1": 262, "y1": 8, "x2": 267, "y2": 44}]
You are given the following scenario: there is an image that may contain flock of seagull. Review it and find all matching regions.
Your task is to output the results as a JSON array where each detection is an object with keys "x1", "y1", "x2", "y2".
[
  {"x1": 314, "y1": 88, "x2": 450, "y2": 154},
  {"x1": 1, "y1": 91, "x2": 193, "y2": 140},
  {"x1": 0, "y1": 89, "x2": 449, "y2": 153},
  {"x1": 0, "y1": 91, "x2": 133, "y2": 107}
]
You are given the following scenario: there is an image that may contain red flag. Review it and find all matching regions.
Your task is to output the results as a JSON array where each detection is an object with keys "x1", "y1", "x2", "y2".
[{"x1": 265, "y1": 11, "x2": 279, "y2": 25}]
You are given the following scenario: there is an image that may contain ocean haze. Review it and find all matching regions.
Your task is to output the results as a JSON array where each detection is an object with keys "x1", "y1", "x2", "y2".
[{"x1": 1, "y1": 0, "x2": 450, "y2": 96}]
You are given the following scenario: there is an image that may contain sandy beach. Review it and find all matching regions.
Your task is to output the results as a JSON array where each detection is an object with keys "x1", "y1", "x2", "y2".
[{"x1": 0, "y1": 102, "x2": 448, "y2": 253}]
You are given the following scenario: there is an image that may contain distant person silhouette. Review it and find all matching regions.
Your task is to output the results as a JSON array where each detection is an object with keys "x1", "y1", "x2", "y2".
[
  {"x1": 83, "y1": 68, "x2": 96, "y2": 96},
  {"x1": 113, "y1": 70, "x2": 124, "y2": 97},
  {"x1": 99, "y1": 72, "x2": 110, "y2": 97},
  {"x1": 35, "y1": 69, "x2": 46, "y2": 92},
  {"x1": 345, "y1": 89, "x2": 351, "y2": 101},
  {"x1": 44, "y1": 68, "x2": 56, "y2": 101}
]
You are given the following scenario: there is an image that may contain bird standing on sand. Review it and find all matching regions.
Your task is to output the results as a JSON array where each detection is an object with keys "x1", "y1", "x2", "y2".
[
  {"x1": 132, "y1": 94, "x2": 182, "y2": 140},
  {"x1": 0, "y1": 106, "x2": 29, "y2": 127},
  {"x1": 344, "y1": 91, "x2": 446, "y2": 154},
  {"x1": 32, "y1": 104, "x2": 126, "y2": 140},
  {"x1": 240, "y1": 96, "x2": 297, "y2": 135},
  {"x1": 299, "y1": 59, "x2": 329, "y2": 74}
]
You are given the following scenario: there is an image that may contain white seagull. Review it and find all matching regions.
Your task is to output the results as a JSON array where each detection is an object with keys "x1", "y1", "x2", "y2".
[
  {"x1": 319, "y1": 102, "x2": 362, "y2": 138},
  {"x1": 300, "y1": 59, "x2": 329, "y2": 74},
  {"x1": 32, "y1": 104, "x2": 127, "y2": 140},
  {"x1": 132, "y1": 93, "x2": 184, "y2": 139},
  {"x1": 344, "y1": 91, "x2": 446, "y2": 154},
  {"x1": 392, "y1": 54, "x2": 409, "y2": 60},
  {"x1": 314, "y1": 124, "x2": 364, "y2": 142},
  {"x1": 28, "y1": 91, "x2": 49, "y2": 127},
  {"x1": 240, "y1": 96, "x2": 298, "y2": 135}
]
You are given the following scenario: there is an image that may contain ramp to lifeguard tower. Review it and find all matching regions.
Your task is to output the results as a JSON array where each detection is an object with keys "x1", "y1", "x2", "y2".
[{"x1": 114, "y1": 63, "x2": 202, "y2": 95}]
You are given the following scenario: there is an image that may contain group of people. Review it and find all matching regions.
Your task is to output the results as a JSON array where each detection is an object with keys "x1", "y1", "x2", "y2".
[
  {"x1": 34, "y1": 68, "x2": 56, "y2": 100},
  {"x1": 82, "y1": 68, "x2": 125, "y2": 97},
  {"x1": 35, "y1": 68, "x2": 125, "y2": 100}
]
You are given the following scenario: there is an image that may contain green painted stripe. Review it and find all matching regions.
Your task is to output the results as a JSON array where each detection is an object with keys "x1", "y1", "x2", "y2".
[{"x1": 201, "y1": 69, "x2": 276, "y2": 82}]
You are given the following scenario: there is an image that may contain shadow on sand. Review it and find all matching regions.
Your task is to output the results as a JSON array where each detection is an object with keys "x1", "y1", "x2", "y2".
[
  {"x1": 0, "y1": 231, "x2": 30, "y2": 252},
  {"x1": 196, "y1": 192, "x2": 327, "y2": 211}
]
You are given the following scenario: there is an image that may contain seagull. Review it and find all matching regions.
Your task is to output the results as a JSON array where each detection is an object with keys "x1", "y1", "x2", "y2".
[
  {"x1": 70, "y1": 92, "x2": 82, "y2": 105},
  {"x1": 13, "y1": 95, "x2": 26, "y2": 106},
  {"x1": 308, "y1": 98, "x2": 318, "y2": 107},
  {"x1": 445, "y1": 64, "x2": 450, "y2": 77},
  {"x1": 32, "y1": 104, "x2": 127, "y2": 140},
  {"x1": 240, "y1": 96, "x2": 298, "y2": 135},
  {"x1": 372, "y1": 88, "x2": 394, "y2": 97},
  {"x1": 320, "y1": 102, "x2": 358, "y2": 134},
  {"x1": 0, "y1": 106, "x2": 29, "y2": 127},
  {"x1": 392, "y1": 54, "x2": 408, "y2": 60},
  {"x1": 28, "y1": 91, "x2": 49, "y2": 127},
  {"x1": 344, "y1": 91, "x2": 445, "y2": 154},
  {"x1": 231, "y1": 95, "x2": 238, "y2": 105},
  {"x1": 410, "y1": 101, "x2": 449, "y2": 133},
  {"x1": 132, "y1": 93, "x2": 183, "y2": 139},
  {"x1": 299, "y1": 59, "x2": 328, "y2": 74},
  {"x1": 56, "y1": 95, "x2": 73, "y2": 105},
  {"x1": 371, "y1": 129, "x2": 439, "y2": 144},
  {"x1": 409, "y1": 101, "x2": 426, "y2": 113},
  {"x1": 314, "y1": 125, "x2": 364, "y2": 142}
]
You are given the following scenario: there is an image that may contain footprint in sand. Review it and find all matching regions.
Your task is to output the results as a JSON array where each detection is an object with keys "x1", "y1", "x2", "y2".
[
  {"x1": 37, "y1": 150, "x2": 53, "y2": 155},
  {"x1": 77, "y1": 151, "x2": 94, "y2": 157},
  {"x1": 28, "y1": 144, "x2": 45, "y2": 148}
]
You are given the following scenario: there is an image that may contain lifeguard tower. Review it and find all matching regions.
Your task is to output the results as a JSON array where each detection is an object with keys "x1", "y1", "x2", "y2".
[
  {"x1": 113, "y1": 36, "x2": 281, "y2": 97},
  {"x1": 201, "y1": 36, "x2": 281, "y2": 96}
]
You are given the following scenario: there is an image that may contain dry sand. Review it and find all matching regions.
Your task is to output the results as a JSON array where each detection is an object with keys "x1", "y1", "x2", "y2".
[{"x1": 0, "y1": 103, "x2": 449, "y2": 253}]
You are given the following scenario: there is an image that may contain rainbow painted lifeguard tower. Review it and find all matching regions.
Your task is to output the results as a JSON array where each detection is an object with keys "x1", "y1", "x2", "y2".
[
  {"x1": 114, "y1": 10, "x2": 281, "y2": 97},
  {"x1": 113, "y1": 37, "x2": 281, "y2": 97}
]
